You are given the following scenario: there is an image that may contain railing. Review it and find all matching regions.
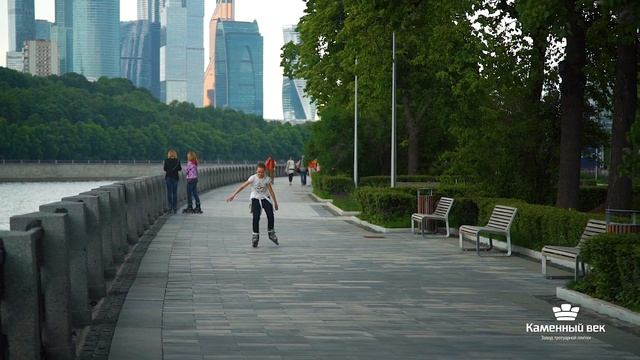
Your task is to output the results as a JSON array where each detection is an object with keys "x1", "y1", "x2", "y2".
[
  {"x1": 0, "y1": 163, "x2": 285, "y2": 359},
  {"x1": 0, "y1": 159, "x2": 274, "y2": 165}
]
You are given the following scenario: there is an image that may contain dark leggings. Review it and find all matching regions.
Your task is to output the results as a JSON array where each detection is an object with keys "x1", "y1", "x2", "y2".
[
  {"x1": 251, "y1": 198, "x2": 274, "y2": 233},
  {"x1": 288, "y1": 173, "x2": 294, "y2": 183}
]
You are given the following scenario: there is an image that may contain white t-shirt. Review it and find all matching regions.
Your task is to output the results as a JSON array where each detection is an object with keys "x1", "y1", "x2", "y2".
[{"x1": 248, "y1": 174, "x2": 272, "y2": 200}]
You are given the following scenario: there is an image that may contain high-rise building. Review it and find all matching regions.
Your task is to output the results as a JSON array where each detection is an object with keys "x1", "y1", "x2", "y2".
[
  {"x1": 203, "y1": 0, "x2": 234, "y2": 107},
  {"x1": 160, "y1": 0, "x2": 204, "y2": 106},
  {"x1": 212, "y1": 20, "x2": 263, "y2": 116},
  {"x1": 35, "y1": 20, "x2": 53, "y2": 41},
  {"x1": 282, "y1": 26, "x2": 316, "y2": 121},
  {"x1": 6, "y1": 51, "x2": 24, "y2": 72},
  {"x1": 73, "y1": 0, "x2": 120, "y2": 80},
  {"x1": 138, "y1": 0, "x2": 160, "y2": 23},
  {"x1": 203, "y1": 0, "x2": 262, "y2": 115},
  {"x1": 23, "y1": 40, "x2": 59, "y2": 76},
  {"x1": 52, "y1": 0, "x2": 73, "y2": 74},
  {"x1": 121, "y1": 20, "x2": 160, "y2": 98},
  {"x1": 8, "y1": 0, "x2": 35, "y2": 52}
]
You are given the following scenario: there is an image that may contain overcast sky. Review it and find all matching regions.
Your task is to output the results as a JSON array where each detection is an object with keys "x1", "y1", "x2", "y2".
[{"x1": 0, "y1": 0, "x2": 307, "y2": 120}]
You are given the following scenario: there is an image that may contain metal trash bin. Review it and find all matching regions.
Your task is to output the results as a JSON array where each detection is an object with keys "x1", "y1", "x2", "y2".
[{"x1": 417, "y1": 188, "x2": 436, "y2": 233}]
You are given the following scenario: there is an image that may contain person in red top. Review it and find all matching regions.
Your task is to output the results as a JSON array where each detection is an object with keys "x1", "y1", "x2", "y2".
[{"x1": 265, "y1": 155, "x2": 276, "y2": 183}]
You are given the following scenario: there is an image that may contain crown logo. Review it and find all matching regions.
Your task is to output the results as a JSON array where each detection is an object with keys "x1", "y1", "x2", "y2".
[{"x1": 552, "y1": 304, "x2": 580, "y2": 321}]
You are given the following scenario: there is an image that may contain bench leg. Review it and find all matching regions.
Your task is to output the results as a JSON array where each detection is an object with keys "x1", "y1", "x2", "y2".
[
  {"x1": 445, "y1": 218, "x2": 450, "y2": 238},
  {"x1": 541, "y1": 254, "x2": 548, "y2": 277}
]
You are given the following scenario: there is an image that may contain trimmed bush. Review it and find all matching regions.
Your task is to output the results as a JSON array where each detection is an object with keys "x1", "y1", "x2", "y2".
[
  {"x1": 313, "y1": 173, "x2": 354, "y2": 197},
  {"x1": 448, "y1": 197, "x2": 479, "y2": 229},
  {"x1": 445, "y1": 197, "x2": 596, "y2": 250},
  {"x1": 575, "y1": 233, "x2": 640, "y2": 311},
  {"x1": 359, "y1": 175, "x2": 470, "y2": 187},
  {"x1": 578, "y1": 186, "x2": 608, "y2": 212},
  {"x1": 353, "y1": 187, "x2": 415, "y2": 227}
]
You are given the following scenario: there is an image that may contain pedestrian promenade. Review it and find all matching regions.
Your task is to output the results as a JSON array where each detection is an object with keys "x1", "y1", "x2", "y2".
[{"x1": 108, "y1": 178, "x2": 640, "y2": 360}]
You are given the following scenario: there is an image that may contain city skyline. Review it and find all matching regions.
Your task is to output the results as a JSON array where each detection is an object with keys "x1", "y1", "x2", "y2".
[{"x1": 0, "y1": 0, "x2": 306, "y2": 120}]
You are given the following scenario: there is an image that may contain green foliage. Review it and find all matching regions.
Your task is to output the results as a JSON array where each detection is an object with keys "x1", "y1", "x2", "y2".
[
  {"x1": 0, "y1": 68, "x2": 310, "y2": 160},
  {"x1": 574, "y1": 233, "x2": 640, "y2": 312},
  {"x1": 359, "y1": 175, "x2": 471, "y2": 187},
  {"x1": 313, "y1": 173, "x2": 354, "y2": 197},
  {"x1": 578, "y1": 186, "x2": 608, "y2": 212},
  {"x1": 353, "y1": 187, "x2": 415, "y2": 227}
]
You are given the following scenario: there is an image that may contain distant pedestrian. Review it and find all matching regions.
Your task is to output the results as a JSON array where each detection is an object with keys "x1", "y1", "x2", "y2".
[
  {"x1": 296, "y1": 155, "x2": 308, "y2": 186},
  {"x1": 308, "y1": 158, "x2": 318, "y2": 184},
  {"x1": 265, "y1": 155, "x2": 276, "y2": 183},
  {"x1": 286, "y1": 156, "x2": 296, "y2": 185},
  {"x1": 163, "y1": 149, "x2": 182, "y2": 214},
  {"x1": 226, "y1": 162, "x2": 279, "y2": 248},
  {"x1": 183, "y1": 150, "x2": 202, "y2": 214}
]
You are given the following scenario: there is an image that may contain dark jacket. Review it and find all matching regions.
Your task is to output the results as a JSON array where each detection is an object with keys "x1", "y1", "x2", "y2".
[{"x1": 164, "y1": 158, "x2": 182, "y2": 180}]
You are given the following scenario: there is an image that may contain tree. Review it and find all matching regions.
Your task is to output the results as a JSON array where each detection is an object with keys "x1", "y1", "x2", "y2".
[{"x1": 607, "y1": 1, "x2": 639, "y2": 210}]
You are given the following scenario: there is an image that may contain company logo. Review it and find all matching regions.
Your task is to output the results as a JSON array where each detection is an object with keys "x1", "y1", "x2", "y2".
[{"x1": 552, "y1": 304, "x2": 580, "y2": 321}]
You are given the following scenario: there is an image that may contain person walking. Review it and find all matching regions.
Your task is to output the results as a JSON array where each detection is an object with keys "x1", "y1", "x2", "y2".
[
  {"x1": 183, "y1": 150, "x2": 202, "y2": 214},
  {"x1": 297, "y1": 155, "x2": 308, "y2": 186},
  {"x1": 286, "y1": 156, "x2": 296, "y2": 185},
  {"x1": 163, "y1": 149, "x2": 181, "y2": 214},
  {"x1": 265, "y1": 155, "x2": 276, "y2": 183},
  {"x1": 226, "y1": 162, "x2": 279, "y2": 248}
]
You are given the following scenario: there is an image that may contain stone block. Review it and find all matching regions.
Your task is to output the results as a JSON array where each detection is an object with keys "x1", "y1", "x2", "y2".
[
  {"x1": 0, "y1": 229, "x2": 42, "y2": 360},
  {"x1": 10, "y1": 212, "x2": 75, "y2": 360},
  {"x1": 61, "y1": 195, "x2": 106, "y2": 300},
  {"x1": 39, "y1": 201, "x2": 91, "y2": 328}
]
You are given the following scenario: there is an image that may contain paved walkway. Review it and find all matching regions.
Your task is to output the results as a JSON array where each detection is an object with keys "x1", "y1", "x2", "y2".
[{"x1": 109, "y1": 178, "x2": 640, "y2": 360}]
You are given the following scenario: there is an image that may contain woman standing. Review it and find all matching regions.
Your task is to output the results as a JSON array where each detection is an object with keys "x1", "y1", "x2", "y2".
[
  {"x1": 286, "y1": 156, "x2": 296, "y2": 185},
  {"x1": 163, "y1": 149, "x2": 181, "y2": 214}
]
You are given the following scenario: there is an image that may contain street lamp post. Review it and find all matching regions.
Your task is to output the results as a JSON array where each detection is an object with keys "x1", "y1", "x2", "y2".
[
  {"x1": 391, "y1": 31, "x2": 397, "y2": 188},
  {"x1": 354, "y1": 57, "x2": 358, "y2": 188}
]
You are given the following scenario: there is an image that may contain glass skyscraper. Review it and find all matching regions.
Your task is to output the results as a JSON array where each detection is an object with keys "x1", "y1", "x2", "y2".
[
  {"x1": 204, "y1": 0, "x2": 234, "y2": 107},
  {"x1": 121, "y1": 20, "x2": 160, "y2": 98},
  {"x1": 35, "y1": 20, "x2": 53, "y2": 40},
  {"x1": 282, "y1": 26, "x2": 316, "y2": 121},
  {"x1": 73, "y1": 0, "x2": 120, "y2": 80},
  {"x1": 160, "y1": 0, "x2": 204, "y2": 107},
  {"x1": 213, "y1": 20, "x2": 263, "y2": 116},
  {"x1": 53, "y1": 0, "x2": 73, "y2": 74},
  {"x1": 138, "y1": 0, "x2": 160, "y2": 24},
  {"x1": 8, "y1": 0, "x2": 35, "y2": 51}
]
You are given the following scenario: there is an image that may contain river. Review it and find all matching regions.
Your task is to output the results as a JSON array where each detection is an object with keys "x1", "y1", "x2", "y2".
[{"x1": 0, "y1": 181, "x2": 113, "y2": 230}]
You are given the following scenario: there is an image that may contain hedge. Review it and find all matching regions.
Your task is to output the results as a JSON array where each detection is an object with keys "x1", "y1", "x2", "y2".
[
  {"x1": 349, "y1": 186, "x2": 597, "y2": 249},
  {"x1": 353, "y1": 187, "x2": 415, "y2": 227},
  {"x1": 359, "y1": 175, "x2": 470, "y2": 187},
  {"x1": 573, "y1": 233, "x2": 640, "y2": 312},
  {"x1": 578, "y1": 186, "x2": 608, "y2": 212},
  {"x1": 312, "y1": 173, "x2": 354, "y2": 197}
]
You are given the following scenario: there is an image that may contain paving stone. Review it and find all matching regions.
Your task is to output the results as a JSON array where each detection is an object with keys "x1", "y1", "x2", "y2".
[{"x1": 101, "y1": 179, "x2": 640, "y2": 359}]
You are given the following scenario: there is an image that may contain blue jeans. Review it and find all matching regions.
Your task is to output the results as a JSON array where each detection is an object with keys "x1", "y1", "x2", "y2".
[
  {"x1": 187, "y1": 179, "x2": 200, "y2": 207},
  {"x1": 300, "y1": 170, "x2": 308, "y2": 185},
  {"x1": 166, "y1": 177, "x2": 178, "y2": 210}
]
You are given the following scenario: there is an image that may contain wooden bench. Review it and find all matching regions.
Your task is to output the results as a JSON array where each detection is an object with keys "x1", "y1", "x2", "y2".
[
  {"x1": 459, "y1": 205, "x2": 518, "y2": 256},
  {"x1": 411, "y1": 197, "x2": 454, "y2": 237},
  {"x1": 541, "y1": 219, "x2": 607, "y2": 280}
]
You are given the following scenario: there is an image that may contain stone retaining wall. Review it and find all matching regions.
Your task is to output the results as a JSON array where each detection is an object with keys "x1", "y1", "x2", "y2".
[{"x1": 0, "y1": 164, "x2": 284, "y2": 359}]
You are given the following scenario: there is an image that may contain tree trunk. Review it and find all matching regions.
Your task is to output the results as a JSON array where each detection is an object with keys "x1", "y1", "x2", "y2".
[
  {"x1": 556, "y1": 0, "x2": 586, "y2": 209},
  {"x1": 607, "y1": 8, "x2": 637, "y2": 210},
  {"x1": 402, "y1": 92, "x2": 419, "y2": 175}
]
